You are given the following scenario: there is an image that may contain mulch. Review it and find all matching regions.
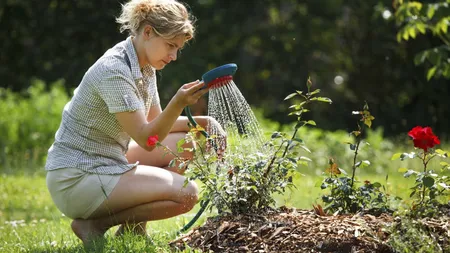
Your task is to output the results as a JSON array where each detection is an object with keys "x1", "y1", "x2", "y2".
[{"x1": 169, "y1": 206, "x2": 449, "y2": 253}]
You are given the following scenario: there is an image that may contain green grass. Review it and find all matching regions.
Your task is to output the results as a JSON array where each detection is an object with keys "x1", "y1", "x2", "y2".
[
  {"x1": 0, "y1": 171, "x2": 206, "y2": 252},
  {"x1": 1, "y1": 126, "x2": 449, "y2": 252},
  {"x1": 0, "y1": 169, "x2": 434, "y2": 252}
]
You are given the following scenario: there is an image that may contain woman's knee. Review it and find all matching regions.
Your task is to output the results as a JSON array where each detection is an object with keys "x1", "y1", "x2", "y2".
[{"x1": 179, "y1": 180, "x2": 199, "y2": 211}]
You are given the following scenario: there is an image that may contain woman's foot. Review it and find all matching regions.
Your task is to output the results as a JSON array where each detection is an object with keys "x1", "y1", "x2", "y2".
[{"x1": 71, "y1": 219, "x2": 107, "y2": 246}]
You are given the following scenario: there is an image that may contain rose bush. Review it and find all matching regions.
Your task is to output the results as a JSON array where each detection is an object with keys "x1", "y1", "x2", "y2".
[{"x1": 393, "y1": 126, "x2": 449, "y2": 217}]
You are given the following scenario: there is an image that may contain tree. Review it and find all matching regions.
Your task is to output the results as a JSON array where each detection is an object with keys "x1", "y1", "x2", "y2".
[{"x1": 394, "y1": 0, "x2": 450, "y2": 80}]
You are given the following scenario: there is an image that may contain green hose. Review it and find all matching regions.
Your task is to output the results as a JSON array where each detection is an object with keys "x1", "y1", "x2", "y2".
[{"x1": 179, "y1": 106, "x2": 212, "y2": 234}]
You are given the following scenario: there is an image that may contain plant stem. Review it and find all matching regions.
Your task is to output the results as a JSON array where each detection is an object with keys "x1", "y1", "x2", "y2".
[
  {"x1": 263, "y1": 140, "x2": 288, "y2": 178},
  {"x1": 350, "y1": 137, "x2": 361, "y2": 189},
  {"x1": 420, "y1": 152, "x2": 429, "y2": 205},
  {"x1": 282, "y1": 128, "x2": 299, "y2": 159},
  {"x1": 437, "y1": 34, "x2": 450, "y2": 47}
]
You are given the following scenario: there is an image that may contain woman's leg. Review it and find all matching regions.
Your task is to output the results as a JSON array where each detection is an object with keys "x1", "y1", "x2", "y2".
[
  {"x1": 113, "y1": 132, "x2": 193, "y2": 236},
  {"x1": 71, "y1": 165, "x2": 199, "y2": 245}
]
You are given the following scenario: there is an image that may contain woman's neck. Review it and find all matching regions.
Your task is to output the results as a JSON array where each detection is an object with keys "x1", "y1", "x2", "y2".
[{"x1": 131, "y1": 36, "x2": 150, "y2": 68}]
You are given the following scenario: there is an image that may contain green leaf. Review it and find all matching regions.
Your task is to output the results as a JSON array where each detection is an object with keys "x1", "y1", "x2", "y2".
[
  {"x1": 427, "y1": 5, "x2": 435, "y2": 19},
  {"x1": 398, "y1": 167, "x2": 408, "y2": 173},
  {"x1": 373, "y1": 182, "x2": 382, "y2": 188},
  {"x1": 396, "y1": 32, "x2": 403, "y2": 42},
  {"x1": 400, "y1": 152, "x2": 416, "y2": 160},
  {"x1": 300, "y1": 145, "x2": 311, "y2": 153},
  {"x1": 293, "y1": 138, "x2": 303, "y2": 143},
  {"x1": 423, "y1": 176, "x2": 435, "y2": 188},
  {"x1": 404, "y1": 170, "x2": 415, "y2": 178},
  {"x1": 284, "y1": 93, "x2": 297, "y2": 100},
  {"x1": 176, "y1": 138, "x2": 186, "y2": 150},
  {"x1": 288, "y1": 111, "x2": 302, "y2": 116},
  {"x1": 299, "y1": 156, "x2": 312, "y2": 162},
  {"x1": 271, "y1": 132, "x2": 282, "y2": 139},
  {"x1": 311, "y1": 97, "x2": 332, "y2": 103},
  {"x1": 391, "y1": 153, "x2": 402, "y2": 160},
  {"x1": 439, "y1": 18, "x2": 448, "y2": 33},
  {"x1": 435, "y1": 149, "x2": 447, "y2": 157},
  {"x1": 305, "y1": 120, "x2": 316, "y2": 126},
  {"x1": 438, "y1": 182, "x2": 449, "y2": 189},
  {"x1": 427, "y1": 66, "x2": 437, "y2": 80},
  {"x1": 307, "y1": 89, "x2": 321, "y2": 96},
  {"x1": 416, "y1": 22, "x2": 426, "y2": 34},
  {"x1": 360, "y1": 160, "x2": 371, "y2": 168},
  {"x1": 408, "y1": 26, "x2": 417, "y2": 39},
  {"x1": 169, "y1": 159, "x2": 176, "y2": 168},
  {"x1": 338, "y1": 168, "x2": 348, "y2": 175}
]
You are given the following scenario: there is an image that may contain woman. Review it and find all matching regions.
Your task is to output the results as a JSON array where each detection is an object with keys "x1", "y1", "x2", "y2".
[{"x1": 45, "y1": 0, "x2": 225, "y2": 245}]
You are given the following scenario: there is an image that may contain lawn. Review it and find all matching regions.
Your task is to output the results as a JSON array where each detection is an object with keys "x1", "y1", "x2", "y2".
[
  {"x1": 1, "y1": 127, "x2": 448, "y2": 252},
  {"x1": 0, "y1": 170, "x2": 418, "y2": 252}
]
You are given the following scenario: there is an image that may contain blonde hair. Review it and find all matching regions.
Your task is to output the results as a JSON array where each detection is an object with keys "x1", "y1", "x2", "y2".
[{"x1": 116, "y1": 0, "x2": 195, "y2": 40}]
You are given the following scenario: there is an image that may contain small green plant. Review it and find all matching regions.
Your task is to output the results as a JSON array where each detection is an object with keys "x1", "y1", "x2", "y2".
[
  {"x1": 162, "y1": 77, "x2": 331, "y2": 215},
  {"x1": 320, "y1": 103, "x2": 391, "y2": 215},
  {"x1": 392, "y1": 126, "x2": 450, "y2": 217}
]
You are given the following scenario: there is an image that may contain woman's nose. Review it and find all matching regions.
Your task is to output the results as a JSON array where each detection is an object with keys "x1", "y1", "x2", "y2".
[{"x1": 169, "y1": 50, "x2": 177, "y2": 61}]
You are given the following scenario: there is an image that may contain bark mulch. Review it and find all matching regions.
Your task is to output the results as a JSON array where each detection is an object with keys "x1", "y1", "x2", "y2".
[{"x1": 169, "y1": 206, "x2": 450, "y2": 253}]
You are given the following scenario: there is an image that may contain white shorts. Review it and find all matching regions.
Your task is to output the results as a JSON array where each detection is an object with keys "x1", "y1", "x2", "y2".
[{"x1": 46, "y1": 168, "x2": 121, "y2": 219}]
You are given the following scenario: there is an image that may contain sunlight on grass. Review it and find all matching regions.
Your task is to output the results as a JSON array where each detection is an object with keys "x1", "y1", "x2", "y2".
[
  {"x1": 0, "y1": 173, "x2": 208, "y2": 252},
  {"x1": 1, "y1": 125, "x2": 449, "y2": 252},
  {"x1": 1, "y1": 166, "x2": 435, "y2": 252}
]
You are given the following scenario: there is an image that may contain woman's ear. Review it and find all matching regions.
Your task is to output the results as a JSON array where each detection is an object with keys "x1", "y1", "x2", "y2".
[{"x1": 143, "y1": 25, "x2": 153, "y2": 39}]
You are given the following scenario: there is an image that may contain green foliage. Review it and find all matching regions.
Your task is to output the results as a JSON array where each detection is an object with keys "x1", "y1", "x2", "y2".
[
  {"x1": 179, "y1": 78, "x2": 332, "y2": 215},
  {"x1": 0, "y1": 80, "x2": 69, "y2": 172},
  {"x1": 394, "y1": 0, "x2": 450, "y2": 80},
  {"x1": 0, "y1": 174, "x2": 204, "y2": 252},
  {"x1": 0, "y1": 163, "x2": 422, "y2": 252},
  {"x1": 392, "y1": 148, "x2": 450, "y2": 217},
  {"x1": 320, "y1": 103, "x2": 392, "y2": 215},
  {"x1": 388, "y1": 217, "x2": 445, "y2": 253},
  {"x1": 4, "y1": 0, "x2": 450, "y2": 137}
]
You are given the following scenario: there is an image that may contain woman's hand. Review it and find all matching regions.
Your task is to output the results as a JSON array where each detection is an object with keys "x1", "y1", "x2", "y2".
[{"x1": 173, "y1": 80, "x2": 209, "y2": 108}]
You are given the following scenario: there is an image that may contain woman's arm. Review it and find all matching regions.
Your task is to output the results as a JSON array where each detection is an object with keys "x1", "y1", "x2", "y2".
[
  {"x1": 170, "y1": 115, "x2": 210, "y2": 133},
  {"x1": 116, "y1": 80, "x2": 208, "y2": 151}
]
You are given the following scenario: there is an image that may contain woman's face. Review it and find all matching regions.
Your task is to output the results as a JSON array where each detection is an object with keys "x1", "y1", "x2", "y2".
[{"x1": 141, "y1": 26, "x2": 185, "y2": 70}]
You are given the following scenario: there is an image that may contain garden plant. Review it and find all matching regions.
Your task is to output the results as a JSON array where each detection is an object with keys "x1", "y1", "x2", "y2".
[{"x1": 163, "y1": 79, "x2": 449, "y2": 252}]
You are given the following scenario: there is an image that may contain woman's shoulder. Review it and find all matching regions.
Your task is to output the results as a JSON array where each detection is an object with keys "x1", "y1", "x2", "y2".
[
  {"x1": 100, "y1": 40, "x2": 131, "y2": 70},
  {"x1": 88, "y1": 42, "x2": 133, "y2": 79}
]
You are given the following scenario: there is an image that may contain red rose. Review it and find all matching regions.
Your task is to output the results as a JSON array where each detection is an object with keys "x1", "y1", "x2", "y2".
[
  {"x1": 408, "y1": 126, "x2": 440, "y2": 152},
  {"x1": 146, "y1": 135, "x2": 159, "y2": 147}
]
